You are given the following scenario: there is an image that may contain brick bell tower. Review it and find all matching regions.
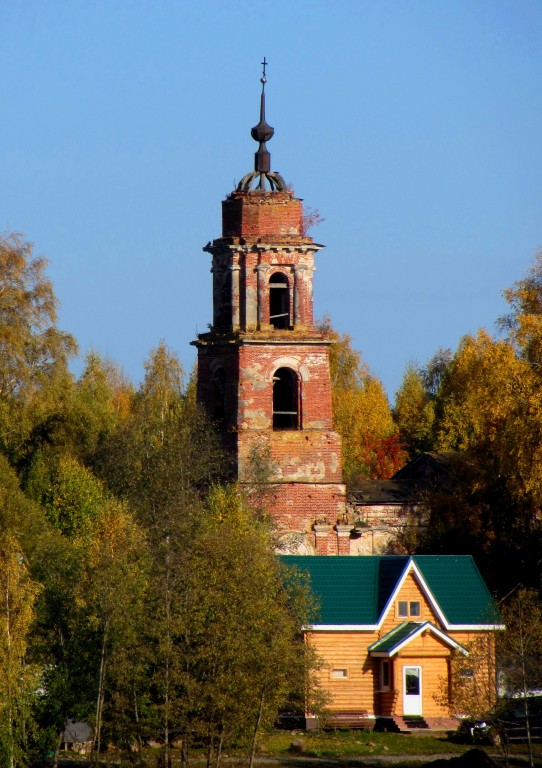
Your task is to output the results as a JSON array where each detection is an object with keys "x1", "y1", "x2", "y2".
[{"x1": 193, "y1": 62, "x2": 348, "y2": 554}]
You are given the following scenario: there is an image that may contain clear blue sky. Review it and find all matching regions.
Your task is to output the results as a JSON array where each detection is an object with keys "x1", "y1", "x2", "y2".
[{"x1": 1, "y1": 0, "x2": 541, "y2": 400}]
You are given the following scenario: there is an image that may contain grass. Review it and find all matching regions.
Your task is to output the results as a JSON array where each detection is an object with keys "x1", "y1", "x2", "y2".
[
  {"x1": 256, "y1": 729, "x2": 470, "y2": 758},
  {"x1": 55, "y1": 729, "x2": 542, "y2": 767},
  {"x1": 255, "y1": 729, "x2": 542, "y2": 764}
]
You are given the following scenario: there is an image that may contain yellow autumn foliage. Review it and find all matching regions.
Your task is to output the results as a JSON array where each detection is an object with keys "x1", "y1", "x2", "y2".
[
  {"x1": 435, "y1": 329, "x2": 535, "y2": 452},
  {"x1": 321, "y1": 318, "x2": 405, "y2": 482}
]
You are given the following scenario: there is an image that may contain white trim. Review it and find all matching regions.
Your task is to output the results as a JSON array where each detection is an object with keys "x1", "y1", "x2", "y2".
[
  {"x1": 377, "y1": 559, "x2": 449, "y2": 630},
  {"x1": 307, "y1": 622, "x2": 503, "y2": 633},
  {"x1": 306, "y1": 557, "x2": 504, "y2": 633},
  {"x1": 403, "y1": 665, "x2": 423, "y2": 716},
  {"x1": 307, "y1": 624, "x2": 378, "y2": 631},
  {"x1": 268, "y1": 357, "x2": 310, "y2": 382},
  {"x1": 447, "y1": 624, "x2": 505, "y2": 631},
  {"x1": 370, "y1": 622, "x2": 468, "y2": 657}
]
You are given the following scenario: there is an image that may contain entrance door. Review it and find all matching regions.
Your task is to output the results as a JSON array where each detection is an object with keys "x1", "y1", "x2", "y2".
[{"x1": 403, "y1": 666, "x2": 422, "y2": 715}]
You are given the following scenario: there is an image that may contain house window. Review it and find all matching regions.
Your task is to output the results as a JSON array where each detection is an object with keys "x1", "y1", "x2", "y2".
[
  {"x1": 272, "y1": 367, "x2": 299, "y2": 430},
  {"x1": 459, "y1": 668, "x2": 474, "y2": 679},
  {"x1": 269, "y1": 272, "x2": 290, "y2": 329},
  {"x1": 397, "y1": 600, "x2": 421, "y2": 619},
  {"x1": 330, "y1": 667, "x2": 349, "y2": 680},
  {"x1": 380, "y1": 660, "x2": 390, "y2": 691}
]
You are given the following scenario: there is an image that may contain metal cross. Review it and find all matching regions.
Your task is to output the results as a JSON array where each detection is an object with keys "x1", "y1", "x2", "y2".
[{"x1": 261, "y1": 57, "x2": 268, "y2": 80}]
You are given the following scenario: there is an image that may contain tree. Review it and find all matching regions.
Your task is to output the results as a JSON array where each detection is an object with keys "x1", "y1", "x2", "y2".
[
  {"x1": 75, "y1": 499, "x2": 148, "y2": 761},
  {"x1": 439, "y1": 633, "x2": 498, "y2": 723},
  {"x1": 393, "y1": 363, "x2": 435, "y2": 457},
  {"x1": 433, "y1": 330, "x2": 533, "y2": 453},
  {"x1": 41, "y1": 457, "x2": 105, "y2": 538},
  {"x1": 0, "y1": 233, "x2": 77, "y2": 463},
  {"x1": 172, "y1": 485, "x2": 320, "y2": 768},
  {"x1": 320, "y1": 318, "x2": 406, "y2": 483},
  {"x1": 67, "y1": 353, "x2": 133, "y2": 465},
  {"x1": 97, "y1": 342, "x2": 223, "y2": 525},
  {"x1": 499, "y1": 589, "x2": 542, "y2": 768},
  {"x1": 0, "y1": 534, "x2": 41, "y2": 768},
  {"x1": 138, "y1": 484, "x2": 321, "y2": 768},
  {"x1": 499, "y1": 251, "x2": 542, "y2": 370}
]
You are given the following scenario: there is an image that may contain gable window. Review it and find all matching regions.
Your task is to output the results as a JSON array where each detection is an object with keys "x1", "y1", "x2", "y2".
[
  {"x1": 380, "y1": 660, "x2": 390, "y2": 691},
  {"x1": 269, "y1": 272, "x2": 290, "y2": 329},
  {"x1": 330, "y1": 667, "x2": 349, "y2": 680},
  {"x1": 397, "y1": 600, "x2": 421, "y2": 619},
  {"x1": 273, "y1": 367, "x2": 299, "y2": 430}
]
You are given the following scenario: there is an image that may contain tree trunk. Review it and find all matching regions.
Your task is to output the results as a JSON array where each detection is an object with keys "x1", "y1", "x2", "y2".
[
  {"x1": 215, "y1": 730, "x2": 224, "y2": 768},
  {"x1": 248, "y1": 688, "x2": 266, "y2": 768},
  {"x1": 518, "y1": 598, "x2": 534, "y2": 768},
  {"x1": 132, "y1": 679, "x2": 144, "y2": 759},
  {"x1": 93, "y1": 618, "x2": 110, "y2": 764},
  {"x1": 180, "y1": 732, "x2": 189, "y2": 768}
]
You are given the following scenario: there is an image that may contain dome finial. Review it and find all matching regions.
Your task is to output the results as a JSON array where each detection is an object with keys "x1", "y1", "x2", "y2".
[{"x1": 237, "y1": 58, "x2": 287, "y2": 192}]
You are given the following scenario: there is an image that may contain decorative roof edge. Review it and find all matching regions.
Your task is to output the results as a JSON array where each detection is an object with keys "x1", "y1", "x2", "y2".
[
  {"x1": 368, "y1": 621, "x2": 468, "y2": 657},
  {"x1": 376, "y1": 558, "x2": 449, "y2": 630}
]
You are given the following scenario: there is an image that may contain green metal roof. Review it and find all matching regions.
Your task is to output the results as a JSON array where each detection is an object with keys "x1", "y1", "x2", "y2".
[
  {"x1": 412, "y1": 555, "x2": 501, "y2": 625},
  {"x1": 280, "y1": 555, "x2": 501, "y2": 627},
  {"x1": 368, "y1": 622, "x2": 421, "y2": 652},
  {"x1": 282, "y1": 555, "x2": 380, "y2": 624},
  {"x1": 368, "y1": 620, "x2": 469, "y2": 655}
]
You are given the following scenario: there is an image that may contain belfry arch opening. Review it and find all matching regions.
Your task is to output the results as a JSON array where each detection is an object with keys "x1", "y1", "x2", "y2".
[
  {"x1": 269, "y1": 272, "x2": 290, "y2": 329},
  {"x1": 273, "y1": 367, "x2": 299, "y2": 430},
  {"x1": 211, "y1": 368, "x2": 226, "y2": 424}
]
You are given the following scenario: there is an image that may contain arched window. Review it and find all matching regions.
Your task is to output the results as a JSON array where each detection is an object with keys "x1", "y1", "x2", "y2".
[
  {"x1": 273, "y1": 367, "x2": 299, "y2": 430},
  {"x1": 269, "y1": 272, "x2": 290, "y2": 329},
  {"x1": 211, "y1": 368, "x2": 226, "y2": 423}
]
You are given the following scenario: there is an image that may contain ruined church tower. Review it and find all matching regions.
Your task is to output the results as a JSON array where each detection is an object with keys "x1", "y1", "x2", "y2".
[{"x1": 193, "y1": 65, "x2": 348, "y2": 554}]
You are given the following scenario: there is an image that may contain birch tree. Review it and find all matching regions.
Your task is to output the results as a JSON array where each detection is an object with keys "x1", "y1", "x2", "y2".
[{"x1": 0, "y1": 535, "x2": 41, "y2": 768}]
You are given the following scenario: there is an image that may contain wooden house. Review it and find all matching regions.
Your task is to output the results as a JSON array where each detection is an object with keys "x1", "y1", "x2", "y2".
[{"x1": 281, "y1": 554, "x2": 503, "y2": 730}]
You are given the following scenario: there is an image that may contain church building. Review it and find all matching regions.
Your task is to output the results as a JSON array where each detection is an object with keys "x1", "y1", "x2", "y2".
[{"x1": 193, "y1": 65, "x2": 349, "y2": 555}]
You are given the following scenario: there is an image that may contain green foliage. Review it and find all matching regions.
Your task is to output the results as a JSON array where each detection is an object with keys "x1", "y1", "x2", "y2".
[
  {"x1": 393, "y1": 363, "x2": 435, "y2": 457},
  {"x1": 0, "y1": 534, "x2": 41, "y2": 768},
  {"x1": 0, "y1": 233, "x2": 77, "y2": 463},
  {"x1": 97, "y1": 342, "x2": 224, "y2": 526},
  {"x1": 145, "y1": 486, "x2": 320, "y2": 767},
  {"x1": 42, "y1": 457, "x2": 106, "y2": 537}
]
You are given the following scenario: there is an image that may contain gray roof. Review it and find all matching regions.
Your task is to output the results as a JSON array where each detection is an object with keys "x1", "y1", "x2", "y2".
[{"x1": 61, "y1": 721, "x2": 94, "y2": 743}]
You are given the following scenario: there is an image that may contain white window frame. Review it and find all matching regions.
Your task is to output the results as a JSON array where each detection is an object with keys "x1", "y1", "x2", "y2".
[
  {"x1": 330, "y1": 667, "x2": 349, "y2": 680},
  {"x1": 397, "y1": 599, "x2": 421, "y2": 619}
]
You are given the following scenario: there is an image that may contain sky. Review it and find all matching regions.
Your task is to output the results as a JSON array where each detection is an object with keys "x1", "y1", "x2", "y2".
[{"x1": 1, "y1": 0, "x2": 541, "y2": 400}]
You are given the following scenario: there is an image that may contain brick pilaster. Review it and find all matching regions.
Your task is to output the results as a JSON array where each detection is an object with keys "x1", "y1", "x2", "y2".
[
  {"x1": 336, "y1": 524, "x2": 352, "y2": 555},
  {"x1": 314, "y1": 524, "x2": 333, "y2": 555}
]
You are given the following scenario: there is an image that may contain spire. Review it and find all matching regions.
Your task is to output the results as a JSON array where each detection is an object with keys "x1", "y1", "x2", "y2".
[{"x1": 237, "y1": 59, "x2": 287, "y2": 193}]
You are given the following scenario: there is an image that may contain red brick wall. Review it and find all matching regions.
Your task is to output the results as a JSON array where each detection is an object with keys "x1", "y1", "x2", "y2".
[
  {"x1": 256, "y1": 483, "x2": 346, "y2": 538},
  {"x1": 222, "y1": 191, "x2": 303, "y2": 238},
  {"x1": 237, "y1": 342, "x2": 334, "y2": 430},
  {"x1": 194, "y1": 188, "x2": 348, "y2": 550}
]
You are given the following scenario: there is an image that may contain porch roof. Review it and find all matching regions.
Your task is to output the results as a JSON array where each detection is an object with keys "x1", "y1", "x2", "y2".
[{"x1": 368, "y1": 620, "x2": 467, "y2": 656}]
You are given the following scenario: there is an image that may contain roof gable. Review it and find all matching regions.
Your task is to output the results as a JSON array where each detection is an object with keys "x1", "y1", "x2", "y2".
[
  {"x1": 368, "y1": 621, "x2": 467, "y2": 656},
  {"x1": 280, "y1": 554, "x2": 502, "y2": 629}
]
